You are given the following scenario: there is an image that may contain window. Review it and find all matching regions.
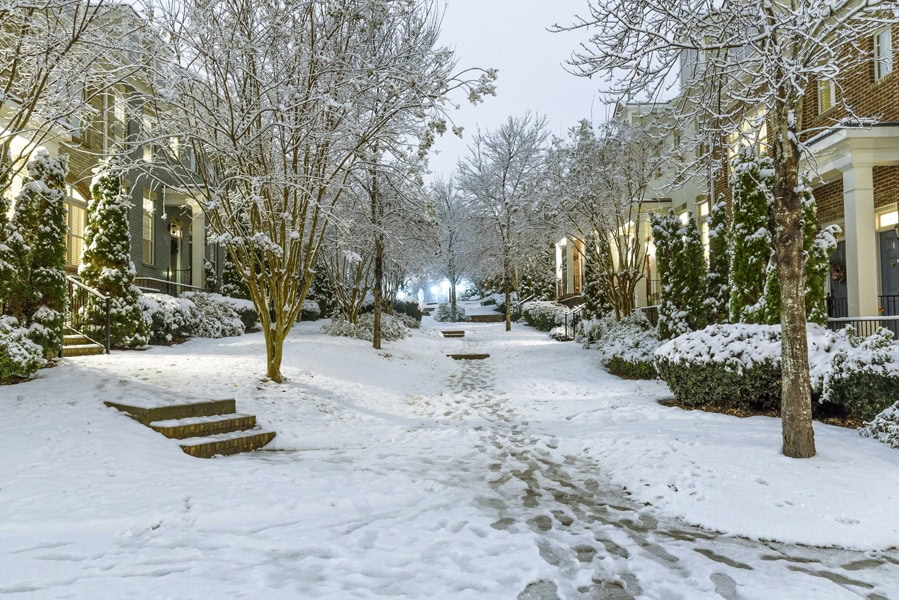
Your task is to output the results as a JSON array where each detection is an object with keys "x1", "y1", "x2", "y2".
[
  {"x1": 143, "y1": 193, "x2": 155, "y2": 264},
  {"x1": 875, "y1": 27, "x2": 893, "y2": 81},
  {"x1": 699, "y1": 200, "x2": 711, "y2": 257},
  {"x1": 142, "y1": 113, "x2": 156, "y2": 162},
  {"x1": 818, "y1": 77, "x2": 835, "y2": 113},
  {"x1": 108, "y1": 90, "x2": 127, "y2": 145},
  {"x1": 64, "y1": 198, "x2": 86, "y2": 268}
]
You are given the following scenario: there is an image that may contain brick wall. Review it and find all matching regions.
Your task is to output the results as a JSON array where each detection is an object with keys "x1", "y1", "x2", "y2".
[
  {"x1": 814, "y1": 179, "x2": 845, "y2": 225},
  {"x1": 803, "y1": 24, "x2": 899, "y2": 136},
  {"x1": 874, "y1": 166, "x2": 899, "y2": 210}
]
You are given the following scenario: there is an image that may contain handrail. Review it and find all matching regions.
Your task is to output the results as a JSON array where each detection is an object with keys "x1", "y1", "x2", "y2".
[
  {"x1": 134, "y1": 276, "x2": 203, "y2": 296},
  {"x1": 64, "y1": 275, "x2": 111, "y2": 354}
]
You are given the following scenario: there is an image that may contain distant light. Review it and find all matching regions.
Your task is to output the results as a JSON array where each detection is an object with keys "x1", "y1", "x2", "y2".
[{"x1": 431, "y1": 285, "x2": 440, "y2": 296}]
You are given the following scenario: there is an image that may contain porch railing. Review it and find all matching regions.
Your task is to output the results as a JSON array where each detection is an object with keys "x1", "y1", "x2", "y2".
[
  {"x1": 134, "y1": 276, "x2": 203, "y2": 297},
  {"x1": 827, "y1": 316, "x2": 899, "y2": 338},
  {"x1": 65, "y1": 275, "x2": 110, "y2": 354},
  {"x1": 636, "y1": 304, "x2": 660, "y2": 327},
  {"x1": 560, "y1": 304, "x2": 586, "y2": 340}
]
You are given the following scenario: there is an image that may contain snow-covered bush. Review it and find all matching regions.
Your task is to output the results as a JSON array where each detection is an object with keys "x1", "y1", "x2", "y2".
[
  {"x1": 300, "y1": 299, "x2": 321, "y2": 321},
  {"x1": 820, "y1": 327, "x2": 899, "y2": 421},
  {"x1": 181, "y1": 292, "x2": 245, "y2": 338},
  {"x1": 139, "y1": 293, "x2": 198, "y2": 344},
  {"x1": 393, "y1": 299, "x2": 422, "y2": 323},
  {"x1": 578, "y1": 312, "x2": 661, "y2": 379},
  {"x1": 654, "y1": 324, "x2": 899, "y2": 418},
  {"x1": 860, "y1": 402, "x2": 899, "y2": 449},
  {"x1": 0, "y1": 316, "x2": 45, "y2": 382},
  {"x1": 203, "y1": 293, "x2": 258, "y2": 330},
  {"x1": 434, "y1": 303, "x2": 468, "y2": 322},
  {"x1": 323, "y1": 312, "x2": 410, "y2": 342},
  {"x1": 521, "y1": 300, "x2": 568, "y2": 332},
  {"x1": 395, "y1": 313, "x2": 421, "y2": 330}
]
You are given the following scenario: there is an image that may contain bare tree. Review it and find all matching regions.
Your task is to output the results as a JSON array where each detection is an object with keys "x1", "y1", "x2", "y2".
[
  {"x1": 430, "y1": 177, "x2": 480, "y2": 321},
  {"x1": 142, "y1": 0, "x2": 495, "y2": 381},
  {"x1": 556, "y1": 0, "x2": 897, "y2": 457},
  {"x1": 457, "y1": 113, "x2": 550, "y2": 331},
  {"x1": 0, "y1": 1, "x2": 141, "y2": 193},
  {"x1": 546, "y1": 119, "x2": 667, "y2": 318}
]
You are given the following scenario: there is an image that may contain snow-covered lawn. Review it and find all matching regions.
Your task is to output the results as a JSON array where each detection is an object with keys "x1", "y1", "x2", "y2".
[{"x1": 2, "y1": 304, "x2": 898, "y2": 599}]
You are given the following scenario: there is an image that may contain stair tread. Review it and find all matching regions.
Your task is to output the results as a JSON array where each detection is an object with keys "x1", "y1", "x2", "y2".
[
  {"x1": 65, "y1": 343, "x2": 104, "y2": 349},
  {"x1": 150, "y1": 413, "x2": 253, "y2": 428},
  {"x1": 179, "y1": 428, "x2": 275, "y2": 446}
]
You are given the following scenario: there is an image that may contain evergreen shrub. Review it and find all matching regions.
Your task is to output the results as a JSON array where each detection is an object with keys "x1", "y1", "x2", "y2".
[
  {"x1": 521, "y1": 300, "x2": 567, "y2": 332},
  {"x1": 0, "y1": 316, "x2": 45, "y2": 382},
  {"x1": 434, "y1": 303, "x2": 468, "y2": 322},
  {"x1": 139, "y1": 293, "x2": 198, "y2": 344},
  {"x1": 323, "y1": 312, "x2": 410, "y2": 342}
]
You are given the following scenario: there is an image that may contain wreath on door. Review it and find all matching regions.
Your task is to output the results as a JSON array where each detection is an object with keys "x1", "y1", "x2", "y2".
[{"x1": 830, "y1": 261, "x2": 846, "y2": 284}]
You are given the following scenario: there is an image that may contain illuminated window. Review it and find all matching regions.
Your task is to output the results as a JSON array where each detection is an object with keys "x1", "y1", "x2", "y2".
[
  {"x1": 64, "y1": 199, "x2": 86, "y2": 268},
  {"x1": 143, "y1": 193, "x2": 155, "y2": 264},
  {"x1": 818, "y1": 78, "x2": 835, "y2": 113},
  {"x1": 699, "y1": 201, "x2": 710, "y2": 256},
  {"x1": 878, "y1": 210, "x2": 898, "y2": 230},
  {"x1": 875, "y1": 28, "x2": 893, "y2": 81}
]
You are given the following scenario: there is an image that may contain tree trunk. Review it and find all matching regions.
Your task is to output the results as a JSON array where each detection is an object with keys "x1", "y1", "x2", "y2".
[
  {"x1": 773, "y1": 113, "x2": 815, "y2": 459},
  {"x1": 373, "y1": 233, "x2": 383, "y2": 350},
  {"x1": 504, "y1": 258, "x2": 512, "y2": 332},
  {"x1": 263, "y1": 321, "x2": 284, "y2": 383}
]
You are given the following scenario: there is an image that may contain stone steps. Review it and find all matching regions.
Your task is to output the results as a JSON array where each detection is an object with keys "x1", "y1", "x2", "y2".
[
  {"x1": 150, "y1": 413, "x2": 257, "y2": 439},
  {"x1": 469, "y1": 314, "x2": 505, "y2": 323},
  {"x1": 447, "y1": 353, "x2": 490, "y2": 360},
  {"x1": 180, "y1": 430, "x2": 277, "y2": 459},
  {"x1": 106, "y1": 399, "x2": 275, "y2": 459},
  {"x1": 441, "y1": 330, "x2": 465, "y2": 338},
  {"x1": 62, "y1": 334, "x2": 105, "y2": 357}
]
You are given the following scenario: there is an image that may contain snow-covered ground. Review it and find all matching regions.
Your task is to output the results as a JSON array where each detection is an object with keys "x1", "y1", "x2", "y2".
[{"x1": 2, "y1": 301, "x2": 898, "y2": 599}]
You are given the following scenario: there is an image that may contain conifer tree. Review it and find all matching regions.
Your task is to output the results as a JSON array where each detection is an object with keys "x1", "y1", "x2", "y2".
[
  {"x1": 729, "y1": 148, "x2": 773, "y2": 324},
  {"x1": 650, "y1": 210, "x2": 681, "y2": 339},
  {"x1": 705, "y1": 198, "x2": 730, "y2": 324},
  {"x1": 582, "y1": 232, "x2": 607, "y2": 318},
  {"x1": 79, "y1": 159, "x2": 149, "y2": 348},
  {"x1": 518, "y1": 246, "x2": 556, "y2": 301},
  {"x1": 221, "y1": 252, "x2": 249, "y2": 298},
  {"x1": 11, "y1": 150, "x2": 68, "y2": 356},
  {"x1": 674, "y1": 214, "x2": 708, "y2": 332},
  {"x1": 204, "y1": 259, "x2": 218, "y2": 293}
]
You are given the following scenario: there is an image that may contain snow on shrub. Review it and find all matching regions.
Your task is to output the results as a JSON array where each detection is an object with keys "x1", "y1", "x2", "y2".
[
  {"x1": 300, "y1": 299, "x2": 321, "y2": 321},
  {"x1": 434, "y1": 303, "x2": 469, "y2": 322},
  {"x1": 203, "y1": 293, "x2": 258, "y2": 330},
  {"x1": 578, "y1": 312, "x2": 661, "y2": 379},
  {"x1": 323, "y1": 312, "x2": 410, "y2": 342},
  {"x1": 654, "y1": 324, "x2": 899, "y2": 418},
  {"x1": 393, "y1": 299, "x2": 422, "y2": 324},
  {"x1": 181, "y1": 292, "x2": 245, "y2": 338},
  {"x1": 0, "y1": 316, "x2": 45, "y2": 382},
  {"x1": 520, "y1": 300, "x2": 568, "y2": 332},
  {"x1": 861, "y1": 401, "x2": 899, "y2": 449},
  {"x1": 139, "y1": 293, "x2": 198, "y2": 344}
]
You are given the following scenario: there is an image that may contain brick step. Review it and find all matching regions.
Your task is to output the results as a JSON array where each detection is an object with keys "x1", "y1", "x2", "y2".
[
  {"x1": 63, "y1": 343, "x2": 105, "y2": 357},
  {"x1": 441, "y1": 330, "x2": 465, "y2": 338},
  {"x1": 469, "y1": 314, "x2": 505, "y2": 323},
  {"x1": 149, "y1": 413, "x2": 256, "y2": 439},
  {"x1": 447, "y1": 353, "x2": 490, "y2": 360},
  {"x1": 105, "y1": 399, "x2": 237, "y2": 425},
  {"x1": 63, "y1": 334, "x2": 92, "y2": 346},
  {"x1": 179, "y1": 429, "x2": 277, "y2": 458}
]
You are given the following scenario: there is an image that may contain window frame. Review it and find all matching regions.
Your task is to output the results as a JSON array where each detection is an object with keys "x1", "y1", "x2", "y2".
[
  {"x1": 817, "y1": 77, "x2": 835, "y2": 113},
  {"x1": 142, "y1": 192, "x2": 155, "y2": 265},
  {"x1": 875, "y1": 27, "x2": 893, "y2": 82}
]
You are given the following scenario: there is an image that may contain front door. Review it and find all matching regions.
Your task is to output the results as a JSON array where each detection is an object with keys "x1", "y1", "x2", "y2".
[{"x1": 880, "y1": 230, "x2": 899, "y2": 316}]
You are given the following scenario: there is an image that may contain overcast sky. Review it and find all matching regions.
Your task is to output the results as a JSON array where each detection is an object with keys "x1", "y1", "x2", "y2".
[{"x1": 427, "y1": 0, "x2": 609, "y2": 183}]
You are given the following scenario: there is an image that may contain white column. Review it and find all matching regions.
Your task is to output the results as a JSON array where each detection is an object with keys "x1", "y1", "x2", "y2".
[
  {"x1": 190, "y1": 201, "x2": 206, "y2": 289},
  {"x1": 842, "y1": 164, "x2": 878, "y2": 317}
]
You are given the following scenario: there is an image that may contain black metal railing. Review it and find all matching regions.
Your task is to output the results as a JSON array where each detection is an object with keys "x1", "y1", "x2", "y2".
[
  {"x1": 827, "y1": 316, "x2": 899, "y2": 338},
  {"x1": 880, "y1": 295, "x2": 899, "y2": 316},
  {"x1": 826, "y1": 296, "x2": 848, "y2": 319},
  {"x1": 134, "y1": 276, "x2": 203, "y2": 297},
  {"x1": 560, "y1": 304, "x2": 586, "y2": 340},
  {"x1": 65, "y1": 275, "x2": 110, "y2": 353}
]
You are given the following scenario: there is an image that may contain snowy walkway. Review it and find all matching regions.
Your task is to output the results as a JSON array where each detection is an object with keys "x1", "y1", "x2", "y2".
[{"x1": 2, "y1": 308, "x2": 899, "y2": 599}]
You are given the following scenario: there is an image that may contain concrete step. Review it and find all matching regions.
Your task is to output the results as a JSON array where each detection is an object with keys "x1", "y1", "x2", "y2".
[
  {"x1": 179, "y1": 429, "x2": 277, "y2": 458},
  {"x1": 441, "y1": 330, "x2": 465, "y2": 338},
  {"x1": 105, "y1": 399, "x2": 237, "y2": 425},
  {"x1": 149, "y1": 413, "x2": 256, "y2": 439},
  {"x1": 469, "y1": 314, "x2": 505, "y2": 323},
  {"x1": 447, "y1": 353, "x2": 490, "y2": 360},
  {"x1": 63, "y1": 343, "x2": 105, "y2": 357}
]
